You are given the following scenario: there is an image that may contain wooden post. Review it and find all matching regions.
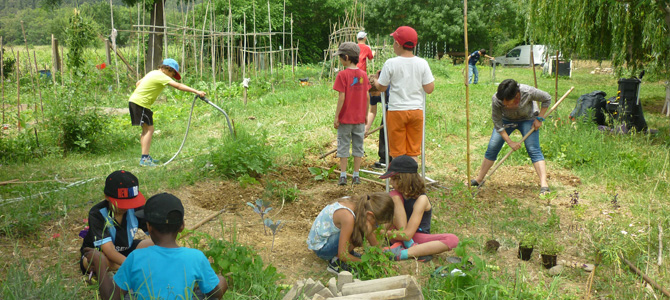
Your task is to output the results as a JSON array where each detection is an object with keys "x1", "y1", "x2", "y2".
[
  {"x1": 16, "y1": 52, "x2": 20, "y2": 132},
  {"x1": 464, "y1": 0, "x2": 472, "y2": 187},
  {"x1": 137, "y1": 2, "x2": 141, "y2": 80},
  {"x1": 180, "y1": 0, "x2": 186, "y2": 74},
  {"x1": 290, "y1": 13, "x2": 294, "y2": 74},
  {"x1": 228, "y1": 0, "x2": 232, "y2": 85},
  {"x1": 199, "y1": 0, "x2": 210, "y2": 80},
  {"x1": 282, "y1": 0, "x2": 286, "y2": 66},
  {"x1": 267, "y1": 0, "x2": 273, "y2": 75},
  {"x1": 1, "y1": 36, "x2": 4, "y2": 130},
  {"x1": 530, "y1": 43, "x2": 537, "y2": 88},
  {"x1": 105, "y1": 39, "x2": 112, "y2": 65},
  {"x1": 243, "y1": 12, "x2": 247, "y2": 81},
  {"x1": 109, "y1": 0, "x2": 120, "y2": 90},
  {"x1": 51, "y1": 35, "x2": 60, "y2": 73},
  {"x1": 211, "y1": 3, "x2": 215, "y2": 85},
  {"x1": 33, "y1": 51, "x2": 44, "y2": 119},
  {"x1": 59, "y1": 44, "x2": 64, "y2": 86},
  {"x1": 555, "y1": 50, "x2": 559, "y2": 101}
]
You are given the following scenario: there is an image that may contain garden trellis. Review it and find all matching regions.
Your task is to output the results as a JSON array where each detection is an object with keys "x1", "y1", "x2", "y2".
[{"x1": 111, "y1": 0, "x2": 299, "y2": 85}]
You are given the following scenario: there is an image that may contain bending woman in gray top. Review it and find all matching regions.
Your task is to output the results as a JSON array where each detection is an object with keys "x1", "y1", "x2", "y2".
[{"x1": 470, "y1": 79, "x2": 552, "y2": 195}]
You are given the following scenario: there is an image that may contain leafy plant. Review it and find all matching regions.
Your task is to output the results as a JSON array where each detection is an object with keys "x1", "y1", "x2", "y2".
[
  {"x1": 187, "y1": 230, "x2": 284, "y2": 298},
  {"x1": 237, "y1": 173, "x2": 259, "y2": 188},
  {"x1": 539, "y1": 235, "x2": 564, "y2": 255},
  {"x1": 57, "y1": 110, "x2": 110, "y2": 154},
  {"x1": 1, "y1": 48, "x2": 15, "y2": 78},
  {"x1": 264, "y1": 218, "x2": 283, "y2": 252},
  {"x1": 518, "y1": 232, "x2": 537, "y2": 248},
  {"x1": 247, "y1": 199, "x2": 272, "y2": 235},
  {"x1": 349, "y1": 230, "x2": 399, "y2": 280},
  {"x1": 543, "y1": 210, "x2": 561, "y2": 231},
  {"x1": 264, "y1": 179, "x2": 300, "y2": 203},
  {"x1": 308, "y1": 165, "x2": 336, "y2": 181},
  {"x1": 208, "y1": 129, "x2": 275, "y2": 179},
  {"x1": 64, "y1": 8, "x2": 98, "y2": 71}
]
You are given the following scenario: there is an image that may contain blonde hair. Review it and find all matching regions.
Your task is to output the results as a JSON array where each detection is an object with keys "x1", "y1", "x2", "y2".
[
  {"x1": 348, "y1": 192, "x2": 394, "y2": 247},
  {"x1": 391, "y1": 173, "x2": 426, "y2": 199}
]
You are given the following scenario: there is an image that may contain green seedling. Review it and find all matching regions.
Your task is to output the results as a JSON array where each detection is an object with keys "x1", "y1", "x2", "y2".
[
  {"x1": 308, "y1": 165, "x2": 336, "y2": 181},
  {"x1": 519, "y1": 232, "x2": 537, "y2": 248},
  {"x1": 247, "y1": 199, "x2": 272, "y2": 235},
  {"x1": 264, "y1": 218, "x2": 283, "y2": 252},
  {"x1": 539, "y1": 234, "x2": 564, "y2": 255},
  {"x1": 237, "y1": 174, "x2": 260, "y2": 188}
]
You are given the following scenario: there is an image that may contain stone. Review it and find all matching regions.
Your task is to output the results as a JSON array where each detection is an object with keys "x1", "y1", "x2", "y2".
[
  {"x1": 583, "y1": 263, "x2": 595, "y2": 272},
  {"x1": 353, "y1": 279, "x2": 361, "y2": 282},
  {"x1": 305, "y1": 281, "x2": 325, "y2": 298},
  {"x1": 548, "y1": 265, "x2": 564, "y2": 276},
  {"x1": 316, "y1": 287, "x2": 334, "y2": 298},
  {"x1": 311, "y1": 294, "x2": 325, "y2": 300},
  {"x1": 327, "y1": 277, "x2": 338, "y2": 295},
  {"x1": 337, "y1": 271, "x2": 353, "y2": 291},
  {"x1": 282, "y1": 280, "x2": 306, "y2": 300}
]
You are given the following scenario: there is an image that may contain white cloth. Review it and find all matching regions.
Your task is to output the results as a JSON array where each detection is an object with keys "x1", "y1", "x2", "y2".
[{"x1": 377, "y1": 56, "x2": 434, "y2": 111}]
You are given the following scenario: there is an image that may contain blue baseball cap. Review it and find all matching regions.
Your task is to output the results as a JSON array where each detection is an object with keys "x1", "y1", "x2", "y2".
[{"x1": 162, "y1": 58, "x2": 181, "y2": 80}]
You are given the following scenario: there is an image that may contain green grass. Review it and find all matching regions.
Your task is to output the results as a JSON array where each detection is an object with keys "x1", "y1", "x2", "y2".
[{"x1": 1, "y1": 51, "x2": 669, "y2": 299}]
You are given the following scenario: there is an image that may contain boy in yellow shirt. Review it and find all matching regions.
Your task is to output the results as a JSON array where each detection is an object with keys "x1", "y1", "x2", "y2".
[{"x1": 128, "y1": 58, "x2": 206, "y2": 167}]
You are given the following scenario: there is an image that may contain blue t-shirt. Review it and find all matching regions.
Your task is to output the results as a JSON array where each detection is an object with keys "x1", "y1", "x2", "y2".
[
  {"x1": 468, "y1": 51, "x2": 481, "y2": 65},
  {"x1": 114, "y1": 246, "x2": 220, "y2": 300}
]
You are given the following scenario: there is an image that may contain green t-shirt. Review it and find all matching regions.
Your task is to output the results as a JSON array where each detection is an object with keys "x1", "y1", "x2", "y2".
[{"x1": 128, "y1": 70, "x2": 174, "y2": 109}]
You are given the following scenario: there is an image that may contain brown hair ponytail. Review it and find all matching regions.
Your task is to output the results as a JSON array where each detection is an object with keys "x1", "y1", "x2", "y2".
[{"x1": 349, "y1": 192, "x2": 395, "y2": 247}]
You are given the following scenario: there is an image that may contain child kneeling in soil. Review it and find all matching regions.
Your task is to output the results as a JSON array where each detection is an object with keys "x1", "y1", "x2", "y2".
[
  {"x1": 79, "y1": 170, "x2": 153, "y2": 276},
  {"x1": 84, "y1": 193, "x2": 228, "y2": 300},
  {"x1": 379, "y1": 155, "x2": 459, "y2": 260},
  {"x1": 307, "y1": 192, "x2": 395, "y2": 274}
]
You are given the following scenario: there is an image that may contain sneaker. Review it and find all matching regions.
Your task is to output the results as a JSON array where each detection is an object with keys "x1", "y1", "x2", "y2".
[
  {"x1": 417, "y1": 255, "x2": 433, "y2": 262},
  {"x1": 147, "y1": 155, "x2": 160, "y2": 164},
  {"x1": 338, "y1": 177, "x2": 347, "y2": 186},
  {"x1": 470, "y1": 179, "x2": 479, "y2": 187},
  {"x1": 540, "y1": 186, "x2": 550, "y2": 195},
  {"x1": 349, "y1": 250, "x2": 362, "y2": 259},
  {"x1": 382, "y1": 242, "x2": 406, "y2": 261},
  {"x1": 352, "y1": 176, "x2": 361, "y2": 185},
  {"x1": 327, "y1": 257, "x2": 353, "y2": 275},
  {"x1": 139, "y1": 157, "x2": 158, "y2": 167}
]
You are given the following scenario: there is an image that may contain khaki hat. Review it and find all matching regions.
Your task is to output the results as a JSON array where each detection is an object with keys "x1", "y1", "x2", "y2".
[{"x1": 335, "y1": 42, "x2": 360, "y2": 58}]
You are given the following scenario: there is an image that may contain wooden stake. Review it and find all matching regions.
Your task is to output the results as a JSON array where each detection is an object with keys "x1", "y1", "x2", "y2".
[
  {"x1": 33, "y1": 51, "x2": 44, "y2": 121},
  {"x1": 199, "y1": 0, "x2": 210, "y2": 80},
  {"x1": 137, "y1": 2, "x2": 141, "y2": 80},
  {"x1": 621, "y1": 255, "x2": 670, "y2": 298},
  {"x1": 178, "y1": 208, "x2": 226, "y2": 240},
  {"x1": 555, "y1": 50, "x2": 559, "y2": 101},
  {"x1": 1, "y1": 36, "x2": 4, "y2": 129},
  {"x1": 51, "y1": 35, "x2": 60, "y2": 73},
  {"x1": 479, "y1": 87, "x2": 575, "y2": 187},
  {"x1": 20, "y1": 21, "x2": 35, "y2": 90},
  {"x1": 290, "y1": 13, "x2": 294, "y2": 74},
  {"x1": 464, "y1": 0, "x2": 472, "y2": 188},
  {"x1": 105, "y1": 39, "x2": 112, "y2": 65},
  {"x1": 228, "y1": 0, "x2": 233, "y2": 85},
  {"x1": 211, "y1": 3, "x2": 215, "y2": 85},
  {"x1": 332, "y1": 169, "x2": 385, "y2": 187},
  {"x1": 243, "y1": 12, "x2": 247, "y2": 81},
  {"x1": 60, "y1": 44, "x2": 64, "y2": 86},
  {"x1": 180, "y1": 0, "x2": 186, "y2": 74},
  {"x1": 267, "y1": 0, "x2": 273, "y2": 75},
  {"x1": 659, "y1": 223, "x2": 663, "y2": 266},
  {"x1": 16, "y1": 52, "x2": 20, "y2": 132},
  {"x1": 530, "y1": 43, "x2": 537, "y2": 88}
]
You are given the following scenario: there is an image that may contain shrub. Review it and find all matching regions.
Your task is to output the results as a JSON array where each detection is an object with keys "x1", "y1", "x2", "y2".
[
  {"x1": 208, "y1": 130, "x2": 274, "y2": 179},
  {"x1": 57, "y1": 110, "x2": 110, "y2": 154}
]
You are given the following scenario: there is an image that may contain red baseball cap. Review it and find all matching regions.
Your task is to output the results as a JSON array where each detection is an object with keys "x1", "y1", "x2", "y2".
[
  {"x1": 104, "y1": 170, "x2": 146, "y2": 209},
  {"x1": 390, "y1": 26, "x2": 417, "y2": 49}
]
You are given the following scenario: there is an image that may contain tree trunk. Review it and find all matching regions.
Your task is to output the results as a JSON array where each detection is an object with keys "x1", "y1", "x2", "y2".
[{"x1": 144, "y1": 0, "x2": 166, "y2": 74}]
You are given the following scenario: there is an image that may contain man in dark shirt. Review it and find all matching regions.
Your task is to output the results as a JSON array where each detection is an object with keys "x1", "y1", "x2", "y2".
[{"x1": 467, "y1": 49, "x2": 495, "y2": 84}]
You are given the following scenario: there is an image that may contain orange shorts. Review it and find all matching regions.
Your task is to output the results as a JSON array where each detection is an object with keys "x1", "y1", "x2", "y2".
[{"x1": 386, "y1": 110, "x2": 423, "y2": 157}]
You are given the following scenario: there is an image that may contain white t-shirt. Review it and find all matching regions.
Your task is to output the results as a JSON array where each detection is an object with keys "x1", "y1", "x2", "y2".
[{"x1": 377, "y1": 56, "x2": 434, "y2": 111}]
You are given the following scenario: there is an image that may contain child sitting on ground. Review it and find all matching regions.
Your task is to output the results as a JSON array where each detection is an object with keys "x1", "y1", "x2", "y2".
[
  {"x1": 84, "y1": 193, "x2": 228, "y2": 299},
  {"x1": 307, "y1": 192, "x2": 395, "y2": 274},
  {"x1": 332, "y1": 42, "x2": 370, "y2": 185},
  {"x1": 79, "y1": 170, "x2": 153, "y2": 276},
  {"x1": 379, "y1": 155, "x2": 459, "y2": 260}
]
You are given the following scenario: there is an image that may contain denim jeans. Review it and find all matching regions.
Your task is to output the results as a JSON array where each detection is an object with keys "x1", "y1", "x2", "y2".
[
  {"x1": 484, "y1": 119, "x2": 545, "y2": 163},
  {"x1": 313, "y1": 232, "x2": 340, "y2": 261},
  {"x1": 468, "y1": 64, "x2": 479, "y2": 84}
]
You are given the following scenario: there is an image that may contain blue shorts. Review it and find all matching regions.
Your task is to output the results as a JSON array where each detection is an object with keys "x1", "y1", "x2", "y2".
[{"x1": 312, "y1": 232, "x2": 340, "y2": 261}]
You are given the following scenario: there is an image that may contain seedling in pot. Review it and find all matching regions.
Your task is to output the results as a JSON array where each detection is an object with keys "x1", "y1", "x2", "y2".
[
  {"x1": 264, "y1": 218, "x2": 283, "y2": 252},
  {"x1": 518, "y1": 232, "x2": 537, "y2": 261},
  {"x1": 247, "y1": 198, "x2": 272, "y2": 235},
  {"x1": 539, "y1": 234, "x2": 564, "y2": 269}
]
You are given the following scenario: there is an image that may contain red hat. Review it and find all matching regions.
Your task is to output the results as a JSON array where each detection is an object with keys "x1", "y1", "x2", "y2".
[
  {"x1": 104, "y1": 170, "x2": 146, "y2": 209},
  {"x1": 390, "y1": 26, "x2": 417, "y2": 49}
]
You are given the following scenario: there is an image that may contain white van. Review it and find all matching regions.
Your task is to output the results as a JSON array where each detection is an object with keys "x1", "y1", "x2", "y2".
[{"x1": 495, "y1": 45, "x2": 548, "y2": 66}]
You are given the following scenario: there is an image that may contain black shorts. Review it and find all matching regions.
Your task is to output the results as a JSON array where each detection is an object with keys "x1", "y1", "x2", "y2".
[
  {"x1": 129, "y1": 102, "x2": 154, "y2": 126},
  {"x1": 79, "y1": 239, "x2": 142, "y2": 275}
]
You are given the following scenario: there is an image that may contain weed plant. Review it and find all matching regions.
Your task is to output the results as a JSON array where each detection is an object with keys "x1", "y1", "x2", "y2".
[
  {"x1": 207, "y1": 128, "x2": 275, "y2": 179},
  {"x1": 264, "y1": 179, "x2": 300, "y2": 203},
  {"x1": 1, "y1": 256, "x2": 82, "y2": 299}
]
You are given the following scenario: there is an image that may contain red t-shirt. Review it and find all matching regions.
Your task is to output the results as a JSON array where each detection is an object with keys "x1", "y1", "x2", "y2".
[
  {"x1": 333, "y1": 68, "x2": 370, "y2": 124},
  {"x1": 357, "y1": 43, "x2": 374, "y2": 73}
]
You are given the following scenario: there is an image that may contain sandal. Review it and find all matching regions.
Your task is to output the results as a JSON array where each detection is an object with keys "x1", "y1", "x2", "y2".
[{"x1": 540, "y1": 186, "x2": 550, "y2": 195}]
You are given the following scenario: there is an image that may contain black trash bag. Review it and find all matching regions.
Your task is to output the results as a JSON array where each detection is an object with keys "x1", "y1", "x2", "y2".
[{"x1": 569, "y1": 90, "x2": 608, "y2": 125}]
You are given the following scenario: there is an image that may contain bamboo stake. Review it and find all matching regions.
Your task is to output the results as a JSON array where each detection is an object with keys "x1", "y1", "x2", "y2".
[
  {"x1": 191, "y1": 0, "x2": 197, "y2": 75},
  {"x1": 228, "y1": 0, "x2": 232, "y2": 85},
  {"x1": 210, "y1": 3, "x2": 215, "y2": 85},
  {"x1": 109, "y1": 0, "x2": 121, "y2": 90},
  {"x1": 136, "y1": 2, "x2": 141, "y2": 80},
  {"x1": 162, "y1": 0, "x2": 167, "y2": 60},
  {"x1": 267, "y1": 0, "x2": 273, "y2": 75},
  {"x1": 290, "y1": 13, "x2": 294, "y2": 74},
  {"x1": 620, "y1": 255, "x2": 670, "y2": 298},
  {"x1": 20, "y1": 21, "x2": 35, "y2": 89},
  {"x1": 151, "y1": 3, "x2": 157, "y2": 72},
  {"x1": 464, "y1": 0, "x2": 472, "y2": 188},
  {"x1": 16, "y1": 52, "x2": 20, "y2": 132},
  {"x1": 243, "y1": 13, "x2": 247, "y2": 82},
  {"x1": 199, "y1": 0, "x2": 210, "y2": 80},
  {"x1": 178, "y1": 208, "x2": 226, "y2": 240},
  {"x1": 32, "y1": 51, "x2": 44, "y2": 122},
  {"x1": 659, "y1": 224, "x2": 663, "y2": 267},
  {"x1": 60, "y1": 44, "x2": 64, "y2": 86},
  {"x1": 180, "y1": 0, "x2": 186, "y2": 74},
  {"x1": 50, "y1": 36, "x2": 57, "y2": 85},
  {"x1": 478, "y1": 87, "x2": 575, "y2": 187},
  {"x1": 282, "y1": 0, "x2": 286, "y2": 66}
]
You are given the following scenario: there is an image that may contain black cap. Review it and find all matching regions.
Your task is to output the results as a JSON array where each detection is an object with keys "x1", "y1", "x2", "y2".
[
  {"x1": 379, "y1": 155, "x2": 418, "y2": 179},
  {"x1": 104, "y1": 170, "x2": 146, "y2": 209},
  {"x1": 136, "y1": 193, "x2": 184, "y2": 224}
]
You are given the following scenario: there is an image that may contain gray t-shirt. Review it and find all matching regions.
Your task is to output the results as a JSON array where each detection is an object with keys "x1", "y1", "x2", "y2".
[{"x1": 491, "y1": 84, "x2": 551, "y2": 132}]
